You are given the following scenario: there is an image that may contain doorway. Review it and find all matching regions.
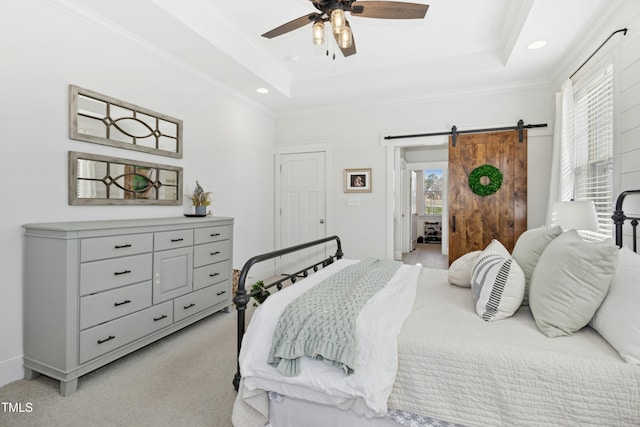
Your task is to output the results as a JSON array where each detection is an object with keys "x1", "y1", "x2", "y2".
[
  {"x1": 388, "y1": 140, "x2": 449, "y2": 261},
  {"x1": 385, "y1": 127, "x2": 529, "y2": 263}
]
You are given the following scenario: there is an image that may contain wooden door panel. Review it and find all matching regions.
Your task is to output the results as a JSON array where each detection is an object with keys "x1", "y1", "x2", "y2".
[{"x1": 448, "y1": 130, "x2": 527, "y2": 264}]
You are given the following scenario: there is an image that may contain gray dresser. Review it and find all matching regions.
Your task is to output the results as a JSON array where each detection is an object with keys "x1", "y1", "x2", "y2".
[{"x1": 22, "y1": 216, "x2": 234, "y2": 396}]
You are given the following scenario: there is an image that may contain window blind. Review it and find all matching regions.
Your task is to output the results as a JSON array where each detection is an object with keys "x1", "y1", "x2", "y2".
[{"x1": 572, "y1": 63, "x2": 614, "y2": 236}]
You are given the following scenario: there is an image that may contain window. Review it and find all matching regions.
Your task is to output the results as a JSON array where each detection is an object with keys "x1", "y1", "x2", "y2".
[
  {"x1": 572, "y1": 63, "x2": 614, "y2": 236},
  {"x1": 424, "y1": 169, "x2": 443, "y2": 214}
]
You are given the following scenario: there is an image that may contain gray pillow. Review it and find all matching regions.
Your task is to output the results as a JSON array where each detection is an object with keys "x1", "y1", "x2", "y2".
[
  {"x1": 512, "y1": 226, "x2": 563, "y2": 305},
  {"x1": 529, "y1": 229, "x2": 618, "y2": 338}
]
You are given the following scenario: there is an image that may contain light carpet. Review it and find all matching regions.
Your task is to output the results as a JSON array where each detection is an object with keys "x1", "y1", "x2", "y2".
[{"x1": 0, "y1": 308, "x2": 241, "y2": 427}]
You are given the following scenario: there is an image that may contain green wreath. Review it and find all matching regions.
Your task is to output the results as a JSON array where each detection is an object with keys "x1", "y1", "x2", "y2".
[{"x1": 468, "y1": 164, "x2": 503, "y2": 196}]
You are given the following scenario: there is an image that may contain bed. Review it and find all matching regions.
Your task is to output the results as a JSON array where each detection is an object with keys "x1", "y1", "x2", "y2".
[{"x1": 231, "y1": 190, "x2": 640, "y2": 427}]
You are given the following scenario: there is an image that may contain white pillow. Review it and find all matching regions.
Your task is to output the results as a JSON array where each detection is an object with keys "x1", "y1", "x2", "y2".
[
  {"x1": 512, "y1": 226, "x2": 563, "y2": 305},
  {"x1": 529, "y1": 229, "x2": 618, "y2": 338},
  {"x1": 471, "y1": 240, "x2": 525, "y2": 321},
  {"x1": 591, "y1": 246, "x2": 640, "y2": 364},
  {"x1": 448, "y1": 250, "x2": 481, "y2": 287}
]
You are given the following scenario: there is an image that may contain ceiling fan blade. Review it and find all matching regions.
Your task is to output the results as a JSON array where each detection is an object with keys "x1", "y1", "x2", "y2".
[
  {"x1": 262, "y1": 13, "x2": 319, "y2": 39},
  {"x1": 350, "y1": 1, "x2": 429, "y2": 19},
  {"x1": 334, "y1": 22, "x2": 357, "y2": 57}
]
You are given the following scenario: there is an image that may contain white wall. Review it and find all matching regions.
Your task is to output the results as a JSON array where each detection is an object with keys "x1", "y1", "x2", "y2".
[
  {"x1": 276, "y1": 86, "x2": 555, "y2": 260},
  {"x1": 0, "y1": 1, "x2": 276, "y2": 387},
  {"x1": 618, "y1": 8, "x2": 640, "y2": 249},
  {"x1": 548, "y1": 1, "x2": 640, "y2": 247}
]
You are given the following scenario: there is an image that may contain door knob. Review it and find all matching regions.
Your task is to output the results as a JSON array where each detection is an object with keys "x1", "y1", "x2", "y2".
[{"x1": 320, "y1": 219, "x2": 325, "y2": 224}]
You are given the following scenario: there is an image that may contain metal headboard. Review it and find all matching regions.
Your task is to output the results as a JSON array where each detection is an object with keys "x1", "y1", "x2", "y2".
[
  {"x1": 232, "y1": 235, "x2": 343, "y2": 391},
  {"x1": 612, "y1": 190, "x2": 640, "y2": 252}
]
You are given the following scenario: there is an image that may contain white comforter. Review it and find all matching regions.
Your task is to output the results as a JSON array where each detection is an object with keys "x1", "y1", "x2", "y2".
[
  {"x1": 237, "y1": 259, "x2": 421, "y2": 422},
  {"x1": 389, "y1": 268, "x2": 640, "y2": 427},
  {"x1": 234, "y1": 265, "x2": 640, "y2": 427}
]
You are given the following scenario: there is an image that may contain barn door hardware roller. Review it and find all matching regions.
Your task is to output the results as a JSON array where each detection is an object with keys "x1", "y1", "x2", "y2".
[{"x1": 384, "y1": 120, "x2": 548, "y2": 146}]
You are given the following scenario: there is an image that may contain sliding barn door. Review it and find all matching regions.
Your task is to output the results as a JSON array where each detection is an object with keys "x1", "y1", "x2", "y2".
[{"x1": 448, "y1": 130, "x2": 527, "y2": 264}]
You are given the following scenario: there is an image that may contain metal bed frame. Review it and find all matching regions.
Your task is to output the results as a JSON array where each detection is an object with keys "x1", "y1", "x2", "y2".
[
  {"x1": 231, "y1": 190, "x2": 639, "y2": 391},
  {"x1": 612, "y1": 189, "x2": 640, "y2": 252},
  {"x1": 232, "y1": 235, "x2": 343, "y2": 390}
]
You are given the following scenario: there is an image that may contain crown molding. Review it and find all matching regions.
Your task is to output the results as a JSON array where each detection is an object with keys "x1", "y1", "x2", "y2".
[{"x1": 41, "y1": 0, "x2": 276, "y2": 117}]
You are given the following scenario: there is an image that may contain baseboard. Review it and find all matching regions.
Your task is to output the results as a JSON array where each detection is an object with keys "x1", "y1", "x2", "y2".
[{"x1": 0, "y1": 353, "x2": 24, "y2": 389}]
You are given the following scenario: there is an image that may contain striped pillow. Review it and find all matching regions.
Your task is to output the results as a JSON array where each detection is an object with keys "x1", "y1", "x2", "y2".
[{"x1": 471, "y1": 240, "x2": 525, "y2": 321}]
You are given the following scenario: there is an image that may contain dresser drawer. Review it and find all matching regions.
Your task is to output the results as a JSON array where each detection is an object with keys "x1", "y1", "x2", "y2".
[
  {"x1": 80, "y1": 281, "x2": 152, "y2": 330},
  {"x1": 79, "y1": 301, "x2": 173, "y2": 363},
  {"x1": 173, "y1": 282, "x2": 230, "y2": 323},
  {"x1": 80, "y1": 253, "x2": 152, "y2": 296},
  {"x1": 193, "y1": 260, "x2": 230, "y2": 291},
  {"x1": 193, "y1": 240, "x2": 230, "y2": 268},
  {"x1": 194, "y1": 225, "x2": 231, "y2": 245},
  {"x1": 81, "y1": 233, "x2": 153, "y2": 262},
  {"x1": 154, "y1": 229, "x2": 193, "y2": 251}
]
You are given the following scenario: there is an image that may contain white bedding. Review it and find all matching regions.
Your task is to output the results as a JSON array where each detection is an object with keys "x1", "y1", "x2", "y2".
[
  {"x1": 391, "y1": 268, "x2": 640, "y2": 426},
  {"x1": 233, "y1": 264, "x2": 640, "y2": 427},
  {"x1": 236, "y1": 259, "x2": 421, "y2": 424}
]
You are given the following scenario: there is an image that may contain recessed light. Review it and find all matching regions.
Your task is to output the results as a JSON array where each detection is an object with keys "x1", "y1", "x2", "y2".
[
  {"x1": 528, "y1": 40, "x2": 547, "y2": 50},
  {"x1": 256, "y1": 88, "x2": 269, "y2": 94}
]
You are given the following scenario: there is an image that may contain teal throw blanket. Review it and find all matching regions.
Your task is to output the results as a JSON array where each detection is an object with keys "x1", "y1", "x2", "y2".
[{"x1": 267, "y1": 259, "x2": 402, "y2": 376}]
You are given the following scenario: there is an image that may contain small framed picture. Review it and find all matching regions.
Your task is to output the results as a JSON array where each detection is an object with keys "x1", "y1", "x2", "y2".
[{"x1": 344, "y1": 168, "x2": 372, "y2": 193}]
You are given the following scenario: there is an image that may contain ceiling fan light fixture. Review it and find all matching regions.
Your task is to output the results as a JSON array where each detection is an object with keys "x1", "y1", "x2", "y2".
[
  {"x1": 338, "y1": 26, "x2": 353, "y2": 49},
  {"x1": 331, "y1": 9, "x2": 346, "y2": 35},
  {"x1": 312, "y1": 21, "x2": 325, "y2": 45}
]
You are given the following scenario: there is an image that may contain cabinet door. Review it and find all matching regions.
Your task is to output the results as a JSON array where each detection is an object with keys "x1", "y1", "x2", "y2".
[{"x1": 153, "y1": 247, "x2": 193, "y2": 304}]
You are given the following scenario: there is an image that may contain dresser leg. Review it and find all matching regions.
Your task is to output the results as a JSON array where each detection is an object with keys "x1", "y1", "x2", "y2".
[
  {"x1": 24, "y1": 367, "x2": 41, "y2": 381},
  {"x1": 60, "y1": 378, "x2": 78, "y2": 396}
]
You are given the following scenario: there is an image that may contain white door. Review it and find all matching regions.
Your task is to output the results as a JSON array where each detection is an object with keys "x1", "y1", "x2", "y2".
[{"x1": 277, "y1": 152, "x2": 326, "y2": 273}]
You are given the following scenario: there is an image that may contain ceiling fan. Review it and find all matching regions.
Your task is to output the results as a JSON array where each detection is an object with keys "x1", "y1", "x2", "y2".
[{"x1": 262, "y1": 0, "x2": 429, "y2": 57}]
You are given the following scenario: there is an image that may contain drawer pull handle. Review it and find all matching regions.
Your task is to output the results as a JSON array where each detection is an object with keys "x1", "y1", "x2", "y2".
[
  {"x1": 97, "y1": 335, "x2": 115, "y2": 345},
  {"x1": 210, "y1": 251, "x2": 221, "y2": 256},
  {"x1": 171, "y1": 238, "x2": 184, "y2": 242},
  {"x1": 184, "y1": 303, "x2": 195, "y2": 310},
  {"x1": 209, "y1": 272, "x2": 220, "y2": 277},
  {"x1": 114, "y1": 299, "x2": 131, "y2": 307},
  {"x1": 210, "y1": 233, "x2": 221, "y2": 237},
  {"x1": 216, "y1": 290, "x2": 226, "y2": 296},
  {"x1": 114, "y1": 270, "x2": 131, "y2": 276},
  {"x1": 154, "y1": 314, "x2": 168, "y2": 322},
  {"x1": 114, "y1": 244, "x2": 132, "y2": 249}
]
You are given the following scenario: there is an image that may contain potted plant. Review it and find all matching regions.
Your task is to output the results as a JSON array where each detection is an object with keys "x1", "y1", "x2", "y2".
[
  {"x1": 187, "y1": 181, "x2": 211, "y2": 215},
  {"x1": 250, "y1": 281, "x2": 270, "y2": 307}
]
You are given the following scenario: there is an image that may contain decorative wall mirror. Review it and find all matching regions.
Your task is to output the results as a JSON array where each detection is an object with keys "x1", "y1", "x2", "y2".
[
  {"x1": 69, "y1": 151, "x2": 182, "y2": 206},
  {"x1": 69, "y1": 85, "x2": 183, "y2": 158}
]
